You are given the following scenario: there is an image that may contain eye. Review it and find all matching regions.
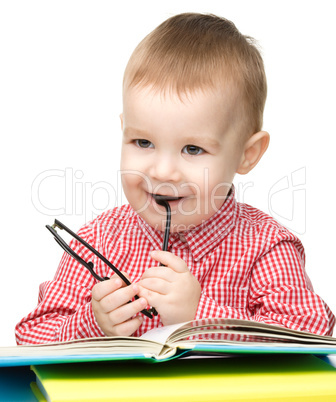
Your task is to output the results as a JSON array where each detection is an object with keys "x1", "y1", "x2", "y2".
[
  {"x1": 135, "y1": 139, "x2": 154, "y2": 149},
  {"x1": 182, "y1": 145, "x2": 204, "y2": 156}
]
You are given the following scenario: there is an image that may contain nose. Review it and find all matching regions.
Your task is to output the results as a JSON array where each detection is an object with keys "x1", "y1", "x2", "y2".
[{"x1": 149, "y1": 153, "x2": 182, "y2": 183}]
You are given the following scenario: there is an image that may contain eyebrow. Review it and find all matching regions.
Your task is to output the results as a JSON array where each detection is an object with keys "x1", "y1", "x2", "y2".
[
  {"x1": 183, "y1": 135, "x2": 221, "y2": 149},
  {"x1": 123, "y1": 127, "x2": 150, "y2": 138}
]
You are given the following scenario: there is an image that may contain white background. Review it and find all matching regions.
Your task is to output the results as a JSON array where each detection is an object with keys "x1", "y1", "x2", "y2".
[{"x1": 0, "y1": 0, "x2": 335, "y2": 346}]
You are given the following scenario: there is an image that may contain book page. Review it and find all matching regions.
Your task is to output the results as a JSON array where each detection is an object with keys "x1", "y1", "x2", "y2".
[
  {"x1": 140, "y1": 322, "x2": 188, "y2": 344},
  {"x1": 140, "y1": 317, "x2": 336, "y2": 348}
]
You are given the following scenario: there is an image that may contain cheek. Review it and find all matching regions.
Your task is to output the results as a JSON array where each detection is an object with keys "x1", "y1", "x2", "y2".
[
  {"x1": 121, "y1": 151, "x2": 149, "y2": 191},
  {"x1": 210, "y1": 184, "x2": 231, "y2": 212},
  {"x1": 121, "y1": 173, "x2": 143, "y2": 195},
  {"x1": 120, "y1": 147, "x2": 137, "y2": 171},
  {"x1": 202, "y1": 168, "x2": 233, "y2": 211},
  {"x1": 121, "y1": 174, "x2": 149, "y2": 215},
  {"x1": 187, "y1": 166, "x2": 230, "y2": 195}
]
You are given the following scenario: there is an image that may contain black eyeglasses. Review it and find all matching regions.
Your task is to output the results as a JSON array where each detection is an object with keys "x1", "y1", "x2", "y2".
[{"x1": 46, "y1": 196, "x2": 172, "y2": 320}]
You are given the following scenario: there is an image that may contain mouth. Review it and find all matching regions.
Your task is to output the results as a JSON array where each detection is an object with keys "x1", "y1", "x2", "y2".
[
  {"x1": 150, "y1": 193, "x2": 184, "y2": 208},
  {"x1": 152, "y1": 194, "x2": 183, "y2": 203}
]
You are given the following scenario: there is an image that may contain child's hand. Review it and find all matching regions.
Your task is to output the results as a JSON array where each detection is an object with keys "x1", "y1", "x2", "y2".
[
  {"x1": 91, "y1": 274, "x2": 148, "y2": 337},
  {"x1": 138, "y1": 251, "x2": 201, "y2": 325}
]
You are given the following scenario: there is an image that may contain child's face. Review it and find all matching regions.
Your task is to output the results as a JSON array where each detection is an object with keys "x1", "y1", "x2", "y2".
[{"x1": 120, "y1": 86, "x2": 245, "y2": 232}]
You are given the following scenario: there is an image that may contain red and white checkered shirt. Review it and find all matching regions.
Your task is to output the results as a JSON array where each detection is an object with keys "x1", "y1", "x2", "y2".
[{"x1": 16, "y1": 189, "x2": 335, "y2": 344}]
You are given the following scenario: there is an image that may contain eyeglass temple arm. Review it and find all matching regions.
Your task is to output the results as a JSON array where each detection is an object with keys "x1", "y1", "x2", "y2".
[
  {"x1": 49, "y1": 221, "x2": 154, "y2": 320},
  {"x1": 147, "y1": 197, "x2": 172, "y2": 317},
  {"x1": 50, "y1": 232, "x2": 108, "y2": 282},
  {"x1": 52, "y1": 219, "x2": 132, "y2": 286}
]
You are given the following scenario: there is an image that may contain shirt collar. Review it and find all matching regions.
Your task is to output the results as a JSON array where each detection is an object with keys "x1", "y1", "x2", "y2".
[{"x1": 135, "y1": 186, "x2": 238, "y2": 261}]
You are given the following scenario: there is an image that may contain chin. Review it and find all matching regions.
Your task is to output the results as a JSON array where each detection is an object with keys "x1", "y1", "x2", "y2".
[{"x1": 138, "y1": 211, "x2": 167, "y2": 232}]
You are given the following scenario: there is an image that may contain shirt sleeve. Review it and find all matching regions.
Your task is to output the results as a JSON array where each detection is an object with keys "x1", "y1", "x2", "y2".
[
  {"x1": 15, "y1": 227, "x2": 106, "y2": 345},
  {"x1": 248, "y1": 240, "x2": 335, "y2": 336},
  {"x1": 194, "y1": 239, "x2": 335, "y2": 336}
]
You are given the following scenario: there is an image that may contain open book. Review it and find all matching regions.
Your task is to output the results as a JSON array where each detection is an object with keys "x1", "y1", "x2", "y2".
[{"x1": 2, "y1": 318, "x2": 336, "y2": 367}]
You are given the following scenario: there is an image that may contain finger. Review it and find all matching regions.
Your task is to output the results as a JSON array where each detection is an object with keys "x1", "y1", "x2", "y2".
[
  {"x1": 91, "y1": 276, "x2": 123, "y2": 302},
  {"x1": 99, "y1": 283, "x2": 142, "y2": 314},
  {"x1": 92, "y1": 271, "x2": 131, "y2": 301},
  {"x1": 113, "y1": 271, "x2": 131, "y2": 283},
  {"x1": 138, "y1": 277, "x2": 171, "y2": 295},
  {"x1": 137, "y1": 286, "x2": 163, "y2": 308},
  {"x1": 111, "y1": 316, "x2": 144, "y2": 337},
  {"x1": 151, "y1": 250, "x2": 188, "y2": 273},
  {"x1": 141, "y1": 267, "x2": 175, "y2": 282},
  {"x1": 108, "y1": 296, "x2": 148, "y2": 325}
]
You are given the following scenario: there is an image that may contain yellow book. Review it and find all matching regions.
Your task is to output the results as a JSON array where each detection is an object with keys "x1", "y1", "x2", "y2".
[{"x1": 30, "y1": 354, "x2": 336, "y2": 401}]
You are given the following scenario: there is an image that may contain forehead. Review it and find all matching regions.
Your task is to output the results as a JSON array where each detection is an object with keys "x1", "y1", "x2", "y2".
[{"x1": 122, "y1": 85, "x2": 241, "y2": 135}]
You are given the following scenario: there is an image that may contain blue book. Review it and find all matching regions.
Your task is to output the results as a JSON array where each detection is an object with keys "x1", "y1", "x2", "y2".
[{"x1": 0, "y1": 366, "x2": 36, "y2": 401}]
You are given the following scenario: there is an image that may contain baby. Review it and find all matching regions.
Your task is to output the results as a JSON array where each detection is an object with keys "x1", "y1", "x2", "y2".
[{"x1": 16, "y1": 13, "x2": 335, "y2": 344}]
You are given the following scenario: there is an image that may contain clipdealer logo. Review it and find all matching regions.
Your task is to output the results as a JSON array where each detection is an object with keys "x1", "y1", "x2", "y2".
[
  {"x1": 31, "y1": 168, "x2": 121, "y2": 218},
  {"x1": 31, "y1": 167, "x2": 306, "y2": 235}
]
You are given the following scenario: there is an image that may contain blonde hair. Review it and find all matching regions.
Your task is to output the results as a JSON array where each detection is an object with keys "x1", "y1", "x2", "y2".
[{"x1": 123, "y1": 13, "x2": 267, "y2": 136}]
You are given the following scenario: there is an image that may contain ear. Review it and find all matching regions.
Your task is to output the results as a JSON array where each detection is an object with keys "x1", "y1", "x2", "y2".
[
  {"x1": 119, "y1": 113, "x2": 123, "y2": 130},
  {"x1": 237, "y1": 131, "x2": 270, "y2": 175}
]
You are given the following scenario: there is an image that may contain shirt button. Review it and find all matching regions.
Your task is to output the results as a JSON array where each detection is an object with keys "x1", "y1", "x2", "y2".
[{"x1": 179, "y1": 234, "x2": 187, "y2": 243}]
